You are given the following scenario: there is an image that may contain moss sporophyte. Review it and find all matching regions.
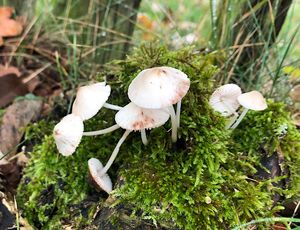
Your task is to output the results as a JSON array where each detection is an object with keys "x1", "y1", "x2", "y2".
[{"x1": 17, "y1": 45, "x2": 300, "y2": 229}]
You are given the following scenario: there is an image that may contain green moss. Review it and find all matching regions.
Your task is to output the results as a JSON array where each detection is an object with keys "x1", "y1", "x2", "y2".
[{"x1": 17, "y1": 45, "x2": 300, "y2": 229}]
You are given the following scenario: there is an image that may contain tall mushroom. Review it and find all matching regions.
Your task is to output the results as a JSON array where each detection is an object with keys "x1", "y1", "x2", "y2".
[
  {"x1": 53, "y1": 114, "x2": 84, "y2": 156},
  {"x1": 128, "y1": 66, "x2": 190, "y2": 142},
  {"x1": 230, "y1": 91, "x2": 267, "y2": 129}
]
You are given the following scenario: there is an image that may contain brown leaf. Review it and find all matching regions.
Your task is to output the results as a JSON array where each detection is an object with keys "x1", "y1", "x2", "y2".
[
  {"x1": 0, "y1": 98, "x2": 43, "y2": 155},
  {"x1": 0, "y1": 65, "x2": 21, "y2": 78},
  {"x1": 0, "y1": 7, "x2": 13, "y2": 20},
  {"x1": 0, "y1": 74, "x2": 27, "y2": 108},
  {"x1": 0, "y1": 19, "x2": 23, "y2": 37}
]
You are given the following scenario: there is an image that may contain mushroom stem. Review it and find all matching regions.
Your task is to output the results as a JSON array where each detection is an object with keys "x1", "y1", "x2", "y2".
[
  {"x1": 103, "y1": 103, "x2": 123, "y2": 111},
  {"x1": 141, "y1": 129, "x2": 148, "y2": 145},
  {"x1": 225, "y1": 112, "x2": 239, "y2": 129},
  {"x1": 100, "y1": 130, "x2": 131, "y2": 175},
  {"x1": 83, "y1": 124, "x2": 120, "y2": 136},
  {"x1": 230, "y1": 108, "x2": 249, "y2": 129},
  {"x1": 176, "y1": 100, "x2": 182, "y2": 128},
  {"x1": 168, "y1": 105, "x2": 178, "y2": 142}
]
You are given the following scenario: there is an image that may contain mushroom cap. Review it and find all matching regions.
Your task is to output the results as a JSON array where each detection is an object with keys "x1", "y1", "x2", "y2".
[
  {"x1": 209, "y1": 84, "x2": 242, "y2": 116},
  {"x1": 128, "y1": 66, "x2": 190, "y2": 109},
  {"x1": 72, "y1": 82, "x2": 111, "y2": 121},
  {"x1": 115, "y1": 102, "x2": 170, "y2": 131},
  {"x1": 88, "y1": 158, "x2": 112, "y2": 194},
  {"x1": 238, "y1": 91, "x2": 267, "y2": 111},
  {"x1": 53, "y1": 114, "x2": 83, "y2": 156}
]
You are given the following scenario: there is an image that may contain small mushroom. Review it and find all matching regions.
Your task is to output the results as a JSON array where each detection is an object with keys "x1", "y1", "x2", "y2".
[
  {"x1": 209, "y1": 84, "x2": 242, "y2": 117},
  {"x1": 128, "y1": 66, "x2": 190, "y2": 142},
  {"x1": 72, "y1": 82, "x2": 121, "y2": 121},
  {"x1": 230, "y1": 91, "x2": 267, "y2": 129},
  {"x1": 88, "y1": 158, "x2": 112, "y2": 193},
  {"x1": 53, "y1": 114, "x2": 84, "y2": 156}
]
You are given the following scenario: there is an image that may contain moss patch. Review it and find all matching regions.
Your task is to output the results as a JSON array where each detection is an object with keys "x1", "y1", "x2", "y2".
[{"x1": 17, "y1": 45, "x2": 300, "y2": 229}]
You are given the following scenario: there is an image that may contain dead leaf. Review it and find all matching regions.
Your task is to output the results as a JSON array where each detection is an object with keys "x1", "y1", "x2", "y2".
[
  {"x1": 0, "y1": 98, "x2": 43, "y2": 155},
  {"x1": 0, "y1": 65, "x2": 21, "y2": 78},
  {"x1": 0, "y1": 74, "x2": 27, "y2": 108},
  {"x1": 0, "y1": 19, "x2": 23, "y2": 37},
  {"x1": 0, "y1": 7, "x2": 23, "y2": 46},
  {"x1": 0, "y1": 7, "x2": 13, "y2": 20}
]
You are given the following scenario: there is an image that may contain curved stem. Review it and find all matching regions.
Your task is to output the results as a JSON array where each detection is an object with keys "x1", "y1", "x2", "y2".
[
  {"x1": 230, "y1": 108, "x2": 249, "y2": 129},
  {"x1": 176, "y1": 100, "x2": 182, "y2": 128},
  {"x1": 100, "y1": 130, "x2": 131, "y2": 175},
  {"x1": 225, "y1": 112, "x2": 239, "y2": 129},
  {"x1": 83, "y1": 124, "x2": 120, "y2": 136},
  {"x1": 141, "y1": 129, "x2": 148, "y2": 145},
  {"x1": 103, "y1": 103, "x2": 123, "y2": 111},
  {"x1": 168, "y1": 106, "x2": 178, "y2": 142}
]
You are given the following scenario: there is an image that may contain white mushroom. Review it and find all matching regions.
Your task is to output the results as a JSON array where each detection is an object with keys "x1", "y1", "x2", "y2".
[
  {"x1": 209, "y1": 84, "x2": 242, "y2": 117},
  {"x1": 88, "y1": 158, "x2": 112, "y2": 193},
  {"x1": 128, "y1": 66, "x2": 190, "y2": 142},
  {"x1": 99, "y1": 102, "x2": 170, "y2": 176},
  {"x1": 53, "y1": 114, "x2": 83, "y2": 156},
  {"x1": 230, "y1": 91, "x2": 267, "y2": 129},
  {"x1": 72, "y1": 82, "x2": 121, "y2": 121}
]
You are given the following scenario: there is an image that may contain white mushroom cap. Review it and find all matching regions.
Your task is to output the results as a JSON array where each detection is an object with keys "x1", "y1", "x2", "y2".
[
  {"x1": 115, "y1": 102, "x2": 170, "y2": 131},
  {"x1": 238, "y1": 91, "x2": 267, "y2": 111},
  {"x1": 88, "y1": 158, "x2": 112, "y2": 193},
  {"x1": 72, "y1": 82, "x2": 111, "y2": 120},
  {"x1": 53, "y1": 114, "x2": 84, "y2": 156},
  {"x1": 128, "y1": 66, "x2": 190, "y2": 109},
  {"x1": 209, "y1": 84, "x2": 242, "y2": 116}
]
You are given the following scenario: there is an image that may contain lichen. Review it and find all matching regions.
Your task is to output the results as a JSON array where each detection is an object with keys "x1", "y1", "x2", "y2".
[{"x1": 17, "y1": 44, "x2": 300, "y2": 229}]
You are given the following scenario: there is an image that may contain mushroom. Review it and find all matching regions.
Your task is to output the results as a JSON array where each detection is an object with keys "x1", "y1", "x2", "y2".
[
  {"x1": 72, "y1": 82, "x2": 122, "y2": 121},
  {"x1": 96, "y1": 102, "x2": 170, "y2": 177},
  {"x1": 128, "y1": 66, "x2": 190, "y2": 142},
  {"x1": 53, "y1": 114, "x2": 84, "y2": 156},
  {"x1": 209, "y1": 84, "x2": 242, "y2": 117},
  {"x1": 88, "y1": 158, "x2": 112, "y2": 193},
  {"x1": 230, "y1": 91, "x2": 267, "y2": 129}
]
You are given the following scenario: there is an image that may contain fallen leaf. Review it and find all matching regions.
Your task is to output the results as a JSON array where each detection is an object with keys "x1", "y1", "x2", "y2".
[
  {"x1": 0, "y1": 7, "x2": 23, "y2": 46},
  {"x1": 0, "y1": 65, "x2": 21, "y2": 78},
  {"x1": 0, "y1": 74, "x2": 27, "y2": 108},
  {"x1": 0, "y1": 98, "x2": 43, "y2": 155},
  {"x1": 0, "y1": 19, "x2": 23, "y2": 37},
  {"x1": 0, "y1": 7, "x2": 13, "y2": 20}
]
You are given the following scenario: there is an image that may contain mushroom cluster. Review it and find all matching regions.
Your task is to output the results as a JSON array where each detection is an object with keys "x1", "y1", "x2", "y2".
[
  {"x1": 209, "y1": 84, "x2": 267, "y2": 129},
  {"x1": 53, "y1": 66, "x2": 190, "y2": 193}
]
